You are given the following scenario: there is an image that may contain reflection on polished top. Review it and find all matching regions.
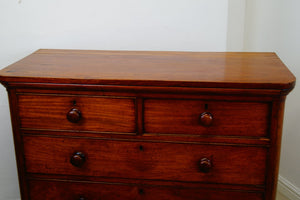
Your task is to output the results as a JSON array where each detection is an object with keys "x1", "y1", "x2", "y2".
[
  {"x1": 0, "y1": 49, "x2": 296, "y2": 200},
  {"x1": 0, "y1": 49, "x2": 296, "y2": 90}
]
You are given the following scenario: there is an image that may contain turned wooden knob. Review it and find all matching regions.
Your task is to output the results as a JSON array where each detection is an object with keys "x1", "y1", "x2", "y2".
[
  {"x1": 199, "y1": 158, "x2": 212, "y2": 173},
  {"x1": 138, "y1": 188, "x2": 145, "y2": 195},
  {"x1": 67, "y1": 108, "x2": 82, "y2": 123},
  {"x1": 199, "y1": 112, "x2": 213, "y2": 127},
  {"x1": 70, "y1": 152, "x2": 86, "y2": 167}
]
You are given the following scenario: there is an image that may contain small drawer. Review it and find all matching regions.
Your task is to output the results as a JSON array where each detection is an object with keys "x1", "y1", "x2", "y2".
[
  {"x1": 144, "y1": 99, "x2": 270, "y2": 137},
  {"x1": 18, "y1": 94, "x2": 136, "y2": 134},
  {"x1": 24, "y1": 136, "x2": 267, "y2": 185},
  {"x1": 29, "y1": 179, "x2": 264, "y2": 200}
]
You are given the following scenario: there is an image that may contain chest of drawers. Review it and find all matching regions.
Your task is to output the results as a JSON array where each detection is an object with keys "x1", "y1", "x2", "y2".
[{"x1": 0, "y1": 49, "x2": 295, "y2": 200}]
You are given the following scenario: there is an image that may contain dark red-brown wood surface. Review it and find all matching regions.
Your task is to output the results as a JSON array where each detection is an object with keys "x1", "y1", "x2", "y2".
[
  {"x1": 0, "y1": 49, "x2": 295, "y2": 90},
  {"x1": 23, "y1": 135, "x2": 267, "y2": 186},
  {"x1": 0, "y1": 50, "x2": 296, "y2": 200},
  {"x1": 29, "y1": 179, "x2": 264, "y2": 200},
  {"x1": 18, "y1": 94, "x2": 136, "y2": 133},
  {"x1": 144, "y1": 99, "x2": 270, "y2": 137}
]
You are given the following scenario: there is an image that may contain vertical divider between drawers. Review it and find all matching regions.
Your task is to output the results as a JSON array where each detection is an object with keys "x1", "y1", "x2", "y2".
[{"x1": 136, "y1": 97, "x2": 144, "y2": 136}]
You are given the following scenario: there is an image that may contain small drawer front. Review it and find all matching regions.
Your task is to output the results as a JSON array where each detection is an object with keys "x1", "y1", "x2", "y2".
[
  {"x1": 18, "y1": 94, "x2": 136, "y2": 133},
  {"x1": 29, "y1": 180, "x2": 264, "y2": 200},
  {"x1": 24, "y1": 136, "x2": 267, "y2": 185},
  {"x1": 144, "y1": 99, "x2": 270, "y2": 137}
]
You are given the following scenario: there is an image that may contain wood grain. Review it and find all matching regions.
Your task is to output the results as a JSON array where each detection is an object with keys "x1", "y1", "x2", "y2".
[
  {"x1": 18, "y1": 94, "x2": 136, "y2": 133},
  {"x1": 144, "y1": 99, "x2": 270, "y2": 137},
  {"x1": 0, "y1": 50, "x2": 295, "y2": 200},
  {"x1": 7, "y1": 89, "x2": 29, "y2": 200},
  {"x1": 0, "y1": 49, "x2": 295, "y2": 90},
  {"x1": 23, "y1": 135, "x2": 267, "y2": 185},
  {"x1": 29, "y1": 179, "x2": 264, "y2": 200},
  {"x1": 265, "y1": 97, "x2": 286, "y2": 200}
]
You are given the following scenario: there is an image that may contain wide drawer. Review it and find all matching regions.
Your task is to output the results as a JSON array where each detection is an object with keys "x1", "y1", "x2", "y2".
[
  {"x1": 24, "y1": 136, "x2": 267, "y2": 185},
  {"x1": 144, "y1": 99, "x2": 270, "y2": 137},
  {"x1": 18, "y1": 94, "x2": 136, "y2": 133},
  {"x1": 29, "y1": 179, "x2": 264, "y2": 200}
]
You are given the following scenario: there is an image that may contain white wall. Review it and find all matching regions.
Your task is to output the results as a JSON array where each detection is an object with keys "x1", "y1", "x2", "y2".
[
  {"x1": 226, "y1": 0, "x2": 246, "y2": 51},
  {"x1": 0, "y1": 0, "x2": 229, "y2": 199},
  {"x1": 244, "y1": 0, "x2": 300, "y2": 196}
]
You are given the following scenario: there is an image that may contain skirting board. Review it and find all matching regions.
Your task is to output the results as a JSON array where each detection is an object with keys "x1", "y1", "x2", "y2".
[{"x1": 278, "y1": 175, "x2": 300, "y2": 200}]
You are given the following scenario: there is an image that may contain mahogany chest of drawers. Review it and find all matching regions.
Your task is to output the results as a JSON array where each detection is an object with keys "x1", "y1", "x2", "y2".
[{"x1": 0, "y1": 49, "x2": 295, "y2": 200}]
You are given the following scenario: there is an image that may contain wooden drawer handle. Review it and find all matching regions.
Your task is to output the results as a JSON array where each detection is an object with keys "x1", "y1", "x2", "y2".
[
  {"x1": 199, "y1": 112, "x2": 213, "y2": 127},
  {"x1": 67, "y1": 108, "x2": 82, "y2": 123},
  {"x1": 138, "y1": 188, "x2": 145, "y2": 195},
  {"x1": 199, "y1": 158, "x2": 212, "y2": 173},
  {"x1": 70, "y1": 152, "x2": 86, "y2": 167}
]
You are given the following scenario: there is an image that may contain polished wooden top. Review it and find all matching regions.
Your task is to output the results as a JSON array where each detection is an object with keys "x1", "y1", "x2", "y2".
[{"x1": 0, "y1": 49, "x2": 296, "y2": 90}]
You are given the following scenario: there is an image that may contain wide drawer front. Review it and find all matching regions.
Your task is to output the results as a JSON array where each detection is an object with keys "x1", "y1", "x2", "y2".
[
  {"x1": 18, "y1": 94, "x2": 136, "y2": 133},
  {"x1": 24, "y1": 136, "x2": 267, "y2": 185},
  {"x1": 29, "y1": 179, "x2": 264, "y2": 200},
  {"x1": 144, "y1": 99, "x2": 270, "y2": 137}
]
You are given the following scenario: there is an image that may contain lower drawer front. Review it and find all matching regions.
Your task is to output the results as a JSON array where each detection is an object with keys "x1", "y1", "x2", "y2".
[
  {"x1": 23, "y1": 136, "x2": 266, "y2": 185},
  {"x1": 29, "y1": 180, "x2": 264, "y2": 200}
]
